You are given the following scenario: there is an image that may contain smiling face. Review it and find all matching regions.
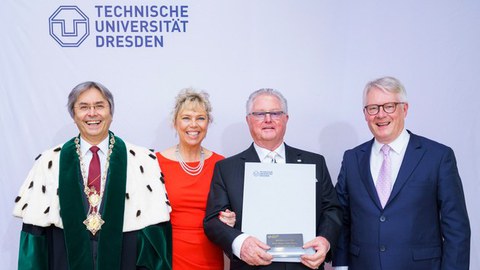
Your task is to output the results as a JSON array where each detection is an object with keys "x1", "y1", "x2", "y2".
[
  {"x1": 364, "y1": 86, "x2": 408, "y2": 144},
  {"x1": 175, "y1": 105, "x2": 209, "y2": 148},
  {"x1": 246, "y1": 94, "x2": 288, "y2": 150},
  {"x1": 73, "y1": 87, "x2": 112, "y2": 145}
]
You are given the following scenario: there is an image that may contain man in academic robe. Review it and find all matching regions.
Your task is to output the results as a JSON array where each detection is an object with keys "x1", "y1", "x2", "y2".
[{"x1": 13, "y1": 81, "x2": 172, "y2": 270}]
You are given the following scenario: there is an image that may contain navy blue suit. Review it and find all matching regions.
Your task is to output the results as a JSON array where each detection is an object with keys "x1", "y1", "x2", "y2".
[
  {"x1": 333, "y1": 131, "x2": 470, "y2": 270},
  {"x1": 204, "y1": 143, "x2": 343, "y2": 270}
]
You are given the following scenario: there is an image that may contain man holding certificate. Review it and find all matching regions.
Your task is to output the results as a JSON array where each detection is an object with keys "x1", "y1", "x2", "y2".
[{"x1": 204, "y1": 88, "x2": 342, "y2": 270}]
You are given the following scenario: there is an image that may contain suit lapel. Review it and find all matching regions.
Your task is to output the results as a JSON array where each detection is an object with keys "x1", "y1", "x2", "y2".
[
  {"x1": 386, "y1": 133, "x2": 426, "y2": 206},
  {"x1": 357, "y1": 139, "x2": 383, "y2": 208},
  {"x1": 242, "y1": 144, "x2": 261, "y2": 162},
  {"x1": 285, "y1": 144, "x2": 304, "y2": 164}
]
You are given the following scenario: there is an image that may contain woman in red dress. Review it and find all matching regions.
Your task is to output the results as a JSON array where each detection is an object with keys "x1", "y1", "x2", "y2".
[{"x1": 156, "y1": 88, "x2": 235, "y2": 270}]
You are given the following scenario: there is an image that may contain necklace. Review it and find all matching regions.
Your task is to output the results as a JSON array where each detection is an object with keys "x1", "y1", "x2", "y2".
[
  {"x1": 74, "y1": 134, "x2": 115, "y2": 235},
  {"x1": 175, "y1": 145, "x2": 204, "y2": 176}
]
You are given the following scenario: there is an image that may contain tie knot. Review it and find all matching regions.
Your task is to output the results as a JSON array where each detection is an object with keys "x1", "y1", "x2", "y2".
[
  {"x1": 90, "y1": 146, "x2": 100, "y2": 154},
  {"x1": 381, "y1": 144, "x2": 391, "y2": 156},
  {"x1": 268, "y1": 152, "x2": 277, "y2": 163}
]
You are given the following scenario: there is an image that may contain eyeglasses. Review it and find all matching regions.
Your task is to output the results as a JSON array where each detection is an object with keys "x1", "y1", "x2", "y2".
[
  {"x1": 249, "y1": 111, "x2": 285, "y2": 121},
  {"x1": 364, "y1": 102, "x2": 405, "y2": 115},
  {"x1": 75, "y1": 103, "x2": 108, "y2": 113}
]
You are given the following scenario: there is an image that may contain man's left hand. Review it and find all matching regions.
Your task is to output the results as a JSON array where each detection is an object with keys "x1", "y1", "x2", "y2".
[{"x1": 300, "y1": 236, "x2": 330, "y2": 269}]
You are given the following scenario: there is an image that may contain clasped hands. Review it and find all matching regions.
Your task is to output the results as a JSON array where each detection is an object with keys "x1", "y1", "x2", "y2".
[{"x1": 240, "y1": 236, "x2": 330, "y2": 269}]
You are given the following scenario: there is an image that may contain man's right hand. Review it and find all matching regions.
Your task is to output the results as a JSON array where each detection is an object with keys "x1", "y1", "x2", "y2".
[{"x1": 240, "y1": 236, "x2": 273, "y2": 266}]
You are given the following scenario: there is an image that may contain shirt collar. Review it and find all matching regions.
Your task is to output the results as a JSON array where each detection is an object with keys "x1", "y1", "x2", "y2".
[
  {"x1": 253, "y1": 142, "x2": 286, "y2": 161},
  {"x1": 80, "y1": 135, "x2": 109, "y2": 157},
  {"x1": 372, "y1": 129, "x2": 410, "y2": 155}
]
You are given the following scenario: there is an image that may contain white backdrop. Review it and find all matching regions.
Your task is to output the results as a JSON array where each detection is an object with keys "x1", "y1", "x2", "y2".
[{"x1": 1, "y1": 1, "x2": 479, "y2": 269}]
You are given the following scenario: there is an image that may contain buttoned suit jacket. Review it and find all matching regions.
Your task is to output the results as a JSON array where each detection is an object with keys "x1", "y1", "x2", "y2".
[
  {"x1": 204, "y1": 143, "x2": 343, "y2": 270},
  {"x1": 333, "y1": 131, "x2": 470, "y2": 270}
]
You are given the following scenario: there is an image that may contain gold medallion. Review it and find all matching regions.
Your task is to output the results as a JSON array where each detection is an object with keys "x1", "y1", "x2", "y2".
[
  {"x1": 83, "y1": 212, "x2": 105, "y2": 235},
  {"x1": 88, "y1": 193, "x2": 101, "y2": 207},
  {"x1": 75, "y1": 134, "x2": 115, "y2": 237}
]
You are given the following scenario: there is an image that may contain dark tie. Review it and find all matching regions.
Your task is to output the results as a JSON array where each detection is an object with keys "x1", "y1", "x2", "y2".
[
  {"x1": 376, "y1": 144, "x2": 391, "y2": 208},
  {"x1": 88, "y1": 146, "x2": 101, "y2": 194}
]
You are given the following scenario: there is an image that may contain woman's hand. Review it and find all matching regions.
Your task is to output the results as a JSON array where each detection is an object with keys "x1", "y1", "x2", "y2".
[{"x1": 218, "y1": 209, "x2": 236, "y2": 227}]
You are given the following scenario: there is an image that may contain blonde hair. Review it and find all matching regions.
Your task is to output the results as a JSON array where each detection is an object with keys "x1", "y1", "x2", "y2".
[{"x1": 172, "y1": 88, "x2": 213, "y2": 124}]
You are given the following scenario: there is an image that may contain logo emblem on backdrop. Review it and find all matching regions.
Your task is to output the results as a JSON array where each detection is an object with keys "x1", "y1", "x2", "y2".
[{"x1": 49, "y1": 6, "x2": 89, "y2": 47}]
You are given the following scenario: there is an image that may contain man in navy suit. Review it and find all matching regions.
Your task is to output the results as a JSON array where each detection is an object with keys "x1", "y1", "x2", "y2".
[
  {"x1": 333, "y1": 76, "x2": 470, "y2": 270},
  {"x1": 204, "y1": 88, "x2": 342, "y2": 270}
]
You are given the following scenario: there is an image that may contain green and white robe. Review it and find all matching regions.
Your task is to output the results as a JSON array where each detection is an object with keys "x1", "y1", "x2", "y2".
[{"x1": 13, "y1": 134, "x2": 172, "y2": 270}]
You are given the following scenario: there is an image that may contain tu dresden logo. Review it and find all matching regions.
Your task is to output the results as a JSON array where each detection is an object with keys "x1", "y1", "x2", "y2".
[{"x1": 49, "y1": 6, "x2": 89, "y2": 47}]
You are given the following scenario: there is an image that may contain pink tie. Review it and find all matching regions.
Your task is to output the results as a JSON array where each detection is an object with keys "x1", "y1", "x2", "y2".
[
  {"x1": 88, "y1": 146, "x2": 101, "y2": 194},
  {"x1": 376, "y1": 144, "x2": 391, "y2": 208}
]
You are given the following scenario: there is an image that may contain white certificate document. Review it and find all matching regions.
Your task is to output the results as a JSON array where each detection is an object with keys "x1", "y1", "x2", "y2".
[{"x1": 242, "y1": 162, "x2": 316, "y2": 262}]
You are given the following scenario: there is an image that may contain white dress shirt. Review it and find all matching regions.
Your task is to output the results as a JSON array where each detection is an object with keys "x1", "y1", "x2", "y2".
[
  {"x1": 254, "y1": 143, "x2": 286, "y2": 164},
  {"x1": 80, "y1": 136, "x2": 109, "y2": 180},
  {"x1": 370, "y1": 129, "x2": 410, "y2": 188}
]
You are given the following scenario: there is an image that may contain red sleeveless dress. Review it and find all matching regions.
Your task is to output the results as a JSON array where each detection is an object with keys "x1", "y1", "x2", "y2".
[{"x1": 156, "y1": 152, "x2": 225, "y2": 270}]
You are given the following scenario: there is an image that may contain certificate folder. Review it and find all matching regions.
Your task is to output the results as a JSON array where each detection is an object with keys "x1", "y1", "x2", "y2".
[{"x1": 242, "y1": 162, "x2": 316, "y2": 262}]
